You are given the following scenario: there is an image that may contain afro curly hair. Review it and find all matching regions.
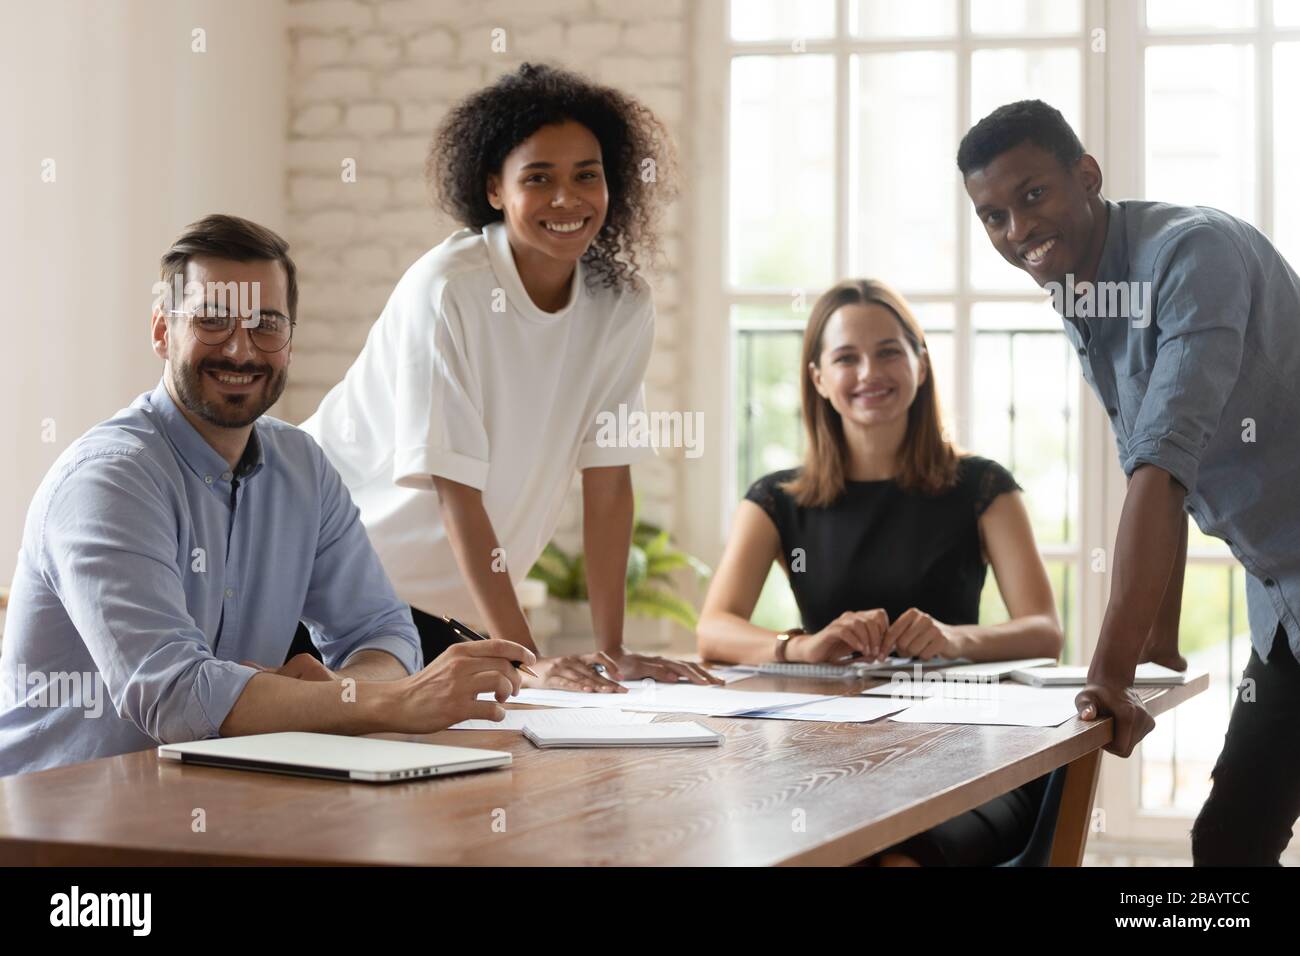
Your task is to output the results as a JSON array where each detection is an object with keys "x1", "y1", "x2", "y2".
[{"x1": 427, "y1": 62, "x2": 676, "y2": 291}]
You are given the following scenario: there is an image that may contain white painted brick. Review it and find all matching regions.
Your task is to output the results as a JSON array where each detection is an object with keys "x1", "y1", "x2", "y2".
[
  {"x1": 638, "y1": 84, "x2": 684, "y2": 126},
  {"x1": 393, "y1": 176, "x2": 435, "y2": 205},
  {"x1": 647, "y1": 349, "x2": 677, "y2": 388},
  {"x1": 376, "y1": 0, "x2": 468, "y2": 27},
  {"x1": 407, "y1": 28, "x2": 456, "y2": 60},
  {"x1": 596, "y1": 55, "x2": 682, "y2": 89},
  {"x1": 650, "y1": 274, "x2": 678, "y2": 309},
  {"x1": 348, "y1": 175, "x2": 394, "y2": 206},
  {"x1": 295, "y1": 208, "x2": 358, "y2": 240},
  {"x1": 512, "y1": 22, "x2": 565, "y2": 58},
  {"x1": 480, "y1": 56, "x2": 532, "y2": 82},
  {"x1": 377, "y1": 65, "x2": 483, "y2": 100},
  {"x1": 287, "y1": 137, "x2": 363, "y2": 171},
  {"x1": 287, "y1": 0, "x2": 372, "y2": 30},
  {"x1": 290, "y1": 173, "x2": 343, "y2": 207},
  {"x1": 352, "y1": 32, "x2": 402, "y2": 66},
  {"x1": 341, "y1": 244, "x2": 394, "y2": 278},
  {"x1": 652, "y1": 307, "x2": 677, "y2": 347},
  {"x1": 295, "y1": 34, "x2": 349, "y2": 68},
  {"x1": 292, "y1": 103, "x2": 342, "y2": 137},
  {"x1": 290, "y1": 349, "x2": 352, "y2": 387},
  {"x1": 297, "y1": 67, "x2": 371, "y2": 100},
  {"x1": 346, "y1": 102, "x2": 398, "y2": 134},
  {"x1": 287, "y1": 384, "x2": 331, "y2": 424},
  {"x1": 364, "y1": 134, "x2": 433, "y2": 173},
  {"x1": 594, "y1": 0, "x2": 683, "y2": 18},
  {"x1": 357, "y1": 208, "x2": 441, "y2": 243},
  {"x1": 623, "y1": 19, "x2": 685, "y2": 56},
  {"x1": 479, "y1": 0, "x2": 591, "y2": 21},
  {"x1": 399, "y1": 101, "x2": 445, "y2": 135},
  {"x1": 566, "y1": 22, "x2": 622, "y2": 54}
]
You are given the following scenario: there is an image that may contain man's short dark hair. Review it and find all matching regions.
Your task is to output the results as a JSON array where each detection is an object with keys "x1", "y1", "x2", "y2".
[
  {"x1": 957, "y1": 99, "x2": 1085, "y2": 177},
  {"x1": 160, "y1": 214, "x2": 298, "y2": 320}
]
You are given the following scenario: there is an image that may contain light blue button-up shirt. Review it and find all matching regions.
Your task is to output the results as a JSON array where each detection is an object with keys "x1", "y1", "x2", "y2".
[
  {"x1": 0, "y1": 381, "x2": 422, "y2": 777},
  {"x1": 1060, "y1": 199, "x2": 1300, "y2": 663}
]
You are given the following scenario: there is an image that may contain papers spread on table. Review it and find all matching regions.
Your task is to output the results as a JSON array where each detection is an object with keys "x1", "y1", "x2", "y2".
[
  {"x1": 449, "y1": 708, "x2": 658, "y2": 731},
  {"x1": 480, "y1": 683, "x2": 844, "y2": 717},
  {"x1": 734, "y1": 695, "x2": 911, "y2": 722}
]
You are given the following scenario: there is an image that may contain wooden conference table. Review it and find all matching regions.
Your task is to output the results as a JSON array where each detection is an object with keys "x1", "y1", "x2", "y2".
[{"x1": 0, "y1": 670, "x2": 1206, "y2": 866}]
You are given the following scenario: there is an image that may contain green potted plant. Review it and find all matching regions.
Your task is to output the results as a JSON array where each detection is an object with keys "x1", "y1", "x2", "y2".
[{"x1": 527, "y1": 512, "x2": 712, "y2": 650}]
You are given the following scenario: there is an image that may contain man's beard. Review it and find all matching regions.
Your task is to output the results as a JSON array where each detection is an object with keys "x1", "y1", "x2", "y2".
[{"x1": 171, "y1": 357, "x2": 287, "y2": 428}]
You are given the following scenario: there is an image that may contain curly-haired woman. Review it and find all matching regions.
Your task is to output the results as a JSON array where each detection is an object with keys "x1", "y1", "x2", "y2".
[{"x1": 301, "y1": 63, "x2": 719, "y2": 691}]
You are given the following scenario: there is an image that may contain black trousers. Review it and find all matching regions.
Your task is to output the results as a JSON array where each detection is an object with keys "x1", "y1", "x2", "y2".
[
  {"x1": 887, "y1": 773, "x2": 1049, "y2": 866},
  {"x1": 1191, "y1": 623, "x2": 1300, "y2": 866},
  {"x1": 284, "y1": 607, "x2": 459, "y2": 670}
]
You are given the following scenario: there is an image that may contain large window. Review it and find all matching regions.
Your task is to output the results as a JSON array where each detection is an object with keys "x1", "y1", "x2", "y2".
[
  {"x1": 723, "y1": 0, "x2": 1094, "y2": 661},
  {"x1": 705, "y1": 0, "x2": 1299, "y2": 852}
]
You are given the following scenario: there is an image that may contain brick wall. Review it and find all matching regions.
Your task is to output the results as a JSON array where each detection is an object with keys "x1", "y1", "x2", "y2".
[{"x1": 284, "y1": 0, "x2": 692, "y2": 548}]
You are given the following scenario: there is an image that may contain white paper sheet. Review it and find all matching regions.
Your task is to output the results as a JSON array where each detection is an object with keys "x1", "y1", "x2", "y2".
[
  {"x1": 449, "y1": 708, "x2": 658, "y2": 731},
  {"x1": 889, "y1": 693, "x2": 1080, "y2": 727},
  {"x1": 737, "y1": 695, "x2": 911, "y2": 723},
  {"x1": 862, "y1": 680, "x2": 1081, "y2": 702}
]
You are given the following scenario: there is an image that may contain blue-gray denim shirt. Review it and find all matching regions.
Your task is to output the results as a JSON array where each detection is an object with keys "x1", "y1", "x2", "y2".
[{"x1": 1057, "y1": 199, "x2": 1300, "y2": 663}]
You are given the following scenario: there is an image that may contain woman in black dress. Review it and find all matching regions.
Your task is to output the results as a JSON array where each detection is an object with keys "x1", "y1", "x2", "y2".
[{"x1": 697, "y1": 278, "x2": 1064, "y2": 866}]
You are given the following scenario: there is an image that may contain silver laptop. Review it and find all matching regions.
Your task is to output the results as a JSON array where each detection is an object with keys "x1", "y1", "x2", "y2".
[{"x1": 159, "y1": 732, "x2": 511, "y2": 783}]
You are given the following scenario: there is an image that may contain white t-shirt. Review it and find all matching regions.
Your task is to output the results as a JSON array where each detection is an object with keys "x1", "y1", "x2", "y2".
[{"x1": 300, "y1": 222, "x2": 656, "y2": 625}]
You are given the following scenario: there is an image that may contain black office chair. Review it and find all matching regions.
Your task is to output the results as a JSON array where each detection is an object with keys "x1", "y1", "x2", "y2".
[{"x1": 997, "y1": 766, "x2": 1070, "y2": 867}]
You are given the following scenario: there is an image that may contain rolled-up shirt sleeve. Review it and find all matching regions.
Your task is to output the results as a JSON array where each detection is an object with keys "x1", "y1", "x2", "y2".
[
  {"x1": 301, "y1": 446, "x2": 423, "y2": 674},
  {"x1": 39, "y1": 453, "x2": 258, "y2": 743},
  {"x1": 1122, "y1": 225, "x2": 1251, "y2": 492},
  {"x1": 393, "y1": 289, "x2": 491, "y2": 492}
]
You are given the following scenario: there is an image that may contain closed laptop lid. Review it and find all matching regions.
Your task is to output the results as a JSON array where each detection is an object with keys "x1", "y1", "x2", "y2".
[{"x1": 159, "y1": 732, "x2": 511, "y2": 775}]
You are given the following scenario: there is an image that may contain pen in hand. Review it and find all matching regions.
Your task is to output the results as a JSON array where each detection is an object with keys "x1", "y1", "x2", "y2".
[{"x1": 440, "y1": 615, "x2": 541, "y2": 678}]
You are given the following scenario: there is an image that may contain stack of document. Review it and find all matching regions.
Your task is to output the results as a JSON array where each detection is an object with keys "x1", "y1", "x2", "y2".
[
  {"x1": 1009, "y1": 663, "x2": 1193, "y2": 686},
  {"x1": 449, "y1": 708, "x2": 658, "y2": 732},
  {"x1": 523, "y1": 722, "x2": 723, "y2": 748}
]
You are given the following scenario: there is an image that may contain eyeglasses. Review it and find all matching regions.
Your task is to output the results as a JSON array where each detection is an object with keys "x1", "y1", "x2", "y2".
[{"x1": 167, "y1": 306, "x2": 295, "y2": 353}]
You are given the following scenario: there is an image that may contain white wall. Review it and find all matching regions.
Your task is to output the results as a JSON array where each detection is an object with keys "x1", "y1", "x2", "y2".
[{"x1": 0, "y1": 0, "x2": 286, "y2": 585}]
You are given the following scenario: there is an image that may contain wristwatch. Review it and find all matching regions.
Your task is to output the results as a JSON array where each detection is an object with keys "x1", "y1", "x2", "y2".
[{"x1": 774, "y1": 627, "x2": 805, "y2": 662}]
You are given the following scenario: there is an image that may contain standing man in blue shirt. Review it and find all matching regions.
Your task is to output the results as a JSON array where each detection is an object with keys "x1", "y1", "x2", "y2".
[
  {"x1": 0, "y1": 214, "x2": 534, "y2": 777},
  {"x1": 959, "y1": 100, "x2": 1300, "y2": 865}
]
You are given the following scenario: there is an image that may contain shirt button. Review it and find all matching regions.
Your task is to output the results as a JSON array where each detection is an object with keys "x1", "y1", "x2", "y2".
[
  {"x1": 204, "y1": 475, "x2": 213, "y2": 485},
  {"x1": 225, "y1": 588, "x2": 235, "y2": 598},
  {"x1": 1265, "y1": 578, "x2": 1276, "y2": 588},
  {"x1": 1106, "y1": 406, "x2": 1118, "y2": 417},
  {"x1": 1077, "y1": 347, "x2": 1086, "y2": 356},
  {"x1": 221, "y1": 471, "x2": 233, "y2": 481}
]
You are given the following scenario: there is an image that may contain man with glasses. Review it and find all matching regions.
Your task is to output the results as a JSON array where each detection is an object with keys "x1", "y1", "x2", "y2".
[{"x1": 0, "y1": 214, "x2": 533, "y2": 776}]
